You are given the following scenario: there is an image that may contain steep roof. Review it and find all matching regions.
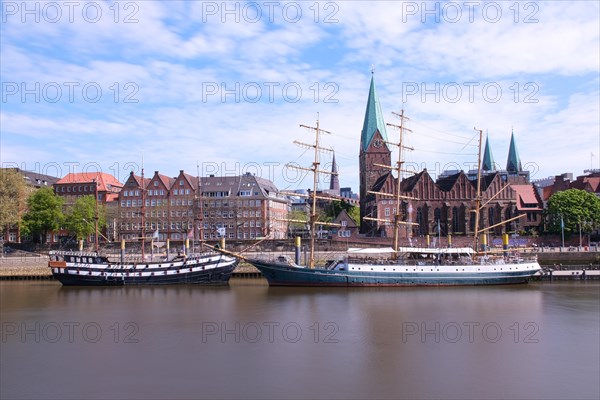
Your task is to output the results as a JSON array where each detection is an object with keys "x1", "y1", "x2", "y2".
[
  {"x1": 570, "y1": 174, "x2": 600, "y2": 193},
  {"x1": 360, "y1": 74, "x2": 388, "y2": 151},
  {"x1": 371, "y1": 171, "x2": 393, "y2": 193},
  {"x1": 480, "y1": 172, "x2": 499, "y2": 191},
  {"x1": 149, "y1": 171, "x2": 174, "y2": 189},
  {"x1": 56, "y1": 172, "x2": 122, "y2": 192},
  {"x1": 482, "y1": 134, "x2": 496, "y2": 171},
  {"x1": 329, "y1": 153, "x2": 340, "y2": 191},
  {"x1": 506, "y1": 131, "x2": 522, "y2": 173},
  {"x1": 436, "y1": 172, "x2": 462, "y2": 191},
  {"x1": 401, "y1": 170, "x2": 427, "y2": 192},
  {"x1": 511, "y1": 184, "x2": 543, "y2": 211},
  {"x1": 333, "y1": 209, "x2": 358, "y2": 228}
]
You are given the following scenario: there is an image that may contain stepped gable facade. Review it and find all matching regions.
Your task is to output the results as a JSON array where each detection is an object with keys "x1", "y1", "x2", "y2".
[
  {"x1": 117, "y1": 171, "x2": 288, "y2": 243},
  {"x1": 357, "y1": 75, "x2": 543, "y2": 238}
]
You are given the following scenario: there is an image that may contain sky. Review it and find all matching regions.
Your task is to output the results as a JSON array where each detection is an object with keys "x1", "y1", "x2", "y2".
[{"x1": 1, "y1": 0, "x2": 599, "y2": 193}]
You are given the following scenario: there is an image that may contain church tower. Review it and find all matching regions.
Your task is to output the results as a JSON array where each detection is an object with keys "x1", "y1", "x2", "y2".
[
  {"x1": 482, "y1": 133, "x2": 496, "y2": 172},
  {"x1": 506, "y1": 130, "x2": 522, "y2": 173},
  {"x1": 359, "y1": 73, "x2": 392, "y2": 234},
  {"x1": 329, "y1": 152, "x2": 340, "y2": 193}
]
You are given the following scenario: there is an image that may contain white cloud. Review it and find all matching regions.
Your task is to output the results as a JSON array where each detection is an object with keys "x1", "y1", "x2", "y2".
[{"x1": 1, "y1": 0, "x2": 599, "y2": 192}]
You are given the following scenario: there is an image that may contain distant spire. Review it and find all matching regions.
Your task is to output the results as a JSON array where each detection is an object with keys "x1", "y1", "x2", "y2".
[
  {"x1": 329, "y1": 152, "x2": 340, "y2": 192},
  {"x1": 506, "y1": 129, "x2": 522, "y2": 173},
  {"x1": 360, "y1": 73, "x2": 388, "y2": 151},
  {"x1": 482, "y1": 131, "x2": 496, "y2": 171}
]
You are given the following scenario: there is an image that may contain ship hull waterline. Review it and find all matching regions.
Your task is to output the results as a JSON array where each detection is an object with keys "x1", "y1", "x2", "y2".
[
  {"x1": 49, "y1": 255, "x2": 237, "y2": 286},
  {"x1": 248, "y1": 260, "x2": 541, "y2": 287}
]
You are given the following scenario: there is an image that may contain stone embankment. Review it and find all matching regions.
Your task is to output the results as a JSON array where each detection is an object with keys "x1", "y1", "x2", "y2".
[{"x1": 2, "y1": 249, "x2": 599, "y2": 281}]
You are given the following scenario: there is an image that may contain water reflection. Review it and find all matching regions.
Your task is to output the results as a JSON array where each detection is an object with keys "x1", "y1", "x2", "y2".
[{"x1": 1, "y1": 281, "x2": 598, "y2": 400}]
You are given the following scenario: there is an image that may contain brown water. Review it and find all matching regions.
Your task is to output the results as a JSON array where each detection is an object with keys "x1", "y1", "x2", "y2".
[{"x1": 1, "y1": 280, "x2": 598, "y2": 400}]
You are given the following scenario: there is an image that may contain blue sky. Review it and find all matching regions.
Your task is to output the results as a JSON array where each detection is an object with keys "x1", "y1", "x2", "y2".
[{"x1": 1, "y1": 1, "x2": 599, "y2": 192}]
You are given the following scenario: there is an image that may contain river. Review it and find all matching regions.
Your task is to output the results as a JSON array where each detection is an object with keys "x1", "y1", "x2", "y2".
[{"x1": 1, "y1": 280, "x2": 598, "y2": 399}]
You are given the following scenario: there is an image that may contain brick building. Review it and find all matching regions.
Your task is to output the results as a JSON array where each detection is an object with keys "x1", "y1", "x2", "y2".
[
  {"x1": 53, "y1": 172, "x2": 123, "y2": 244},
  {"x1": 118, "y1": 171, "x2": 288, "y2": 243},
  {"x1": 358, "y1": 75, "x2": 543, "y2": 240}
]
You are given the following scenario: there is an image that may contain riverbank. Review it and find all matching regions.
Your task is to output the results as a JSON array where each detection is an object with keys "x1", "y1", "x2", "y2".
[
  {"x1": 0, "y1": 256, "x2": 262, "y2": 279},
  {"x1": 2, "y1": 255, "x2": 599, "y2": 281}
]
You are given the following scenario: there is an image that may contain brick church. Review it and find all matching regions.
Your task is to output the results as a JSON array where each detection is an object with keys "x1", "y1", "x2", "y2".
[{"x1": 358, "y1": 74, "x2": 543, "y2": 240}]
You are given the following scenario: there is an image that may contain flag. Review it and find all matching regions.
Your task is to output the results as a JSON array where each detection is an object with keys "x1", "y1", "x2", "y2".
[
  {"x1": 187, "y1": 227, "x2": 194, "y2": 239},
  {"x1": 152, "y1": 229, "x2": 159, "y2": 240}
]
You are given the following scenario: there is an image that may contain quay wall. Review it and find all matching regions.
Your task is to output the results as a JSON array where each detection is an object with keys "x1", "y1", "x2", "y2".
[{"x1": 2, "y1": 251, "x2": 599, "y2": 281}]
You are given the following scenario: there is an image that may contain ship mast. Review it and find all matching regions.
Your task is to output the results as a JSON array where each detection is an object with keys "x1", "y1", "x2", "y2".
[
  {"x1": 94, "y1": 175, "x2": 100, "y2": 253},
  {"x1": 286, "y1": 115, "x2": 336, "y2": 268},
  {"x1": 472, "y1": 128, "x2": 484, "y2": 252},
  {"x1": 141, "y1": 161, "x2": 146, "y2": 261},
  {"x1": 365, "y1": 109, "x2": 417, "y2": 258},
  {"x1": 389, "y1": 110, "x2": 413, "y2": 256},
  {"x1": 197, "y1": 162, "x2": 203, "y2": 251}
]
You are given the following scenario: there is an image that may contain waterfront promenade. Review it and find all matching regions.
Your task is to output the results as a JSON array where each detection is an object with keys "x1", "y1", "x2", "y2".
[{"x1": 1, "y1": 248, "x2": 599, "y2": 280}]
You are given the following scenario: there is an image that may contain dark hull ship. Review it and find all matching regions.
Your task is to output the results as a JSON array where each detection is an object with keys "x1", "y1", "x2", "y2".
[
  {"x1": 244, "y1": 110, "x2": 540, "y2": 286},
  {"x1": 49, "y1": 251, "x2": 237, "y2": 286}
]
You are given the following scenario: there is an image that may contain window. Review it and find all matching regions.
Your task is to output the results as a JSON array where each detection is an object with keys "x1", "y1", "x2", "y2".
[
  {"x1": 341, "y1": 220, "x2": 347, "y2": 227},
  {"x1": 154, "y1": 181, "x2": 158, "y2": 186},
  {"x1": 180, "y1": 180, "x2": 184, "y2": 186}
]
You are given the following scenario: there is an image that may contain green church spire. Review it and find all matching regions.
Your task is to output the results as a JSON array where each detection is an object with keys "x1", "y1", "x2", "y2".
[
  {"x1": 482, "y1": 132, "x2": 495, "y2": 171},
  {"x1": 506, "y1": 129, "x2": 522, "y2": 173},
  {"x1": 360, "y1": 73, "x2": 388, "y2": 151}
]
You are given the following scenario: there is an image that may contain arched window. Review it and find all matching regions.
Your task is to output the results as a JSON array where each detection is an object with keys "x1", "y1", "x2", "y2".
[
  {"x1": 416, "y1": 207, "x2": 423, "y2": 235},
  {"x1": 452, "y1": 207, "x2": 460, "y2": 233}
]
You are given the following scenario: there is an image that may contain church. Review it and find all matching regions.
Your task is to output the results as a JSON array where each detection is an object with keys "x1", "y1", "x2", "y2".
[{"x1": 358, "y1": 74, "x2": 544, "y2": 241}]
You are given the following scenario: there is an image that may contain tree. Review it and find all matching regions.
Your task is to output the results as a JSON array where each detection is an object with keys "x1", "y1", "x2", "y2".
[
  {"x1": 22, "y1": 188, "x2": 64, "y2": 243},
  {"x1": 65, "y1": 195, "x2": 106, "y2": 241},
  {"x1": 546, "y1": 189, "x2": 600, "y2": 237},
  {"x1": 0, "y1": 169, "x2": 30, "y2": 237},
  {"x1": 326, "y1": 200, "x2": 360, "y2": 226},
  {"x1": 287, "y1": 209, "x2": 309, "y2": 237}
]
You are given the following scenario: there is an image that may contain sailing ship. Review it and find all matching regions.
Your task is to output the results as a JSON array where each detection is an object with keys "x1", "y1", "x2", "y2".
[
  {"x1": 242, "y1": 114, "x2": 541, "y2": 286},
  {"x1": 48, "y1": 168, "x2": 237, "y2": 286}
]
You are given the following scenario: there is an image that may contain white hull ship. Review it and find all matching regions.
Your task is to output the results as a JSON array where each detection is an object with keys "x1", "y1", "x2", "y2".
[
  {"x1": 243, "y1": 111, "x2": 541, "y2": 286},
  {"x1": 249, "y1": 247, "x2": 540, "y2": 287}
]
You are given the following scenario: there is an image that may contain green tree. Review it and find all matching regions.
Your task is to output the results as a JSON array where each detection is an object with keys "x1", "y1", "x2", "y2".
[
  {"x1": 326, "y1": 200, "x2": 360, "y2": 226},
  {"x1": 65, "y1": 195, "x2": 106, "y2": 240},
  {"x1": 546, "y1": 189, "x2": 600, "y2": 236},
  {"x1": 22, "y1": 187, "x2": 64, "y2": 243},
  {"x1": 0, "y1": 169, "x2": 29, "y2": 237},
  {"x1": 287, "y1": 209, "x2": 308, "y2": 237},
  {"x1": 347, "y1": 206, "x2": 361, "y2": 226}
]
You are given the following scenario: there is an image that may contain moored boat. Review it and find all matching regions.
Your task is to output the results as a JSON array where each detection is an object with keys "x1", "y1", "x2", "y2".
[
  {"x1": 242, "y1": 113, "x2": 541, "y2": 286},
  {"x1": 49, "y1": 250, "x2": 237, "y2": 286},
  {"x1": 248, "y1": 247, "x2": 540, "y2": 287}
]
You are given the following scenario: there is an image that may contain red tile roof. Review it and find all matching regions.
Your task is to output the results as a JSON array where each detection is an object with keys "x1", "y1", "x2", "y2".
[
  {"x1": 56, "y1": 172, "x2": 122, "y2": 192},
  {"x1": 511, "y1": 184, "x2": 542, "y2": 211}
]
